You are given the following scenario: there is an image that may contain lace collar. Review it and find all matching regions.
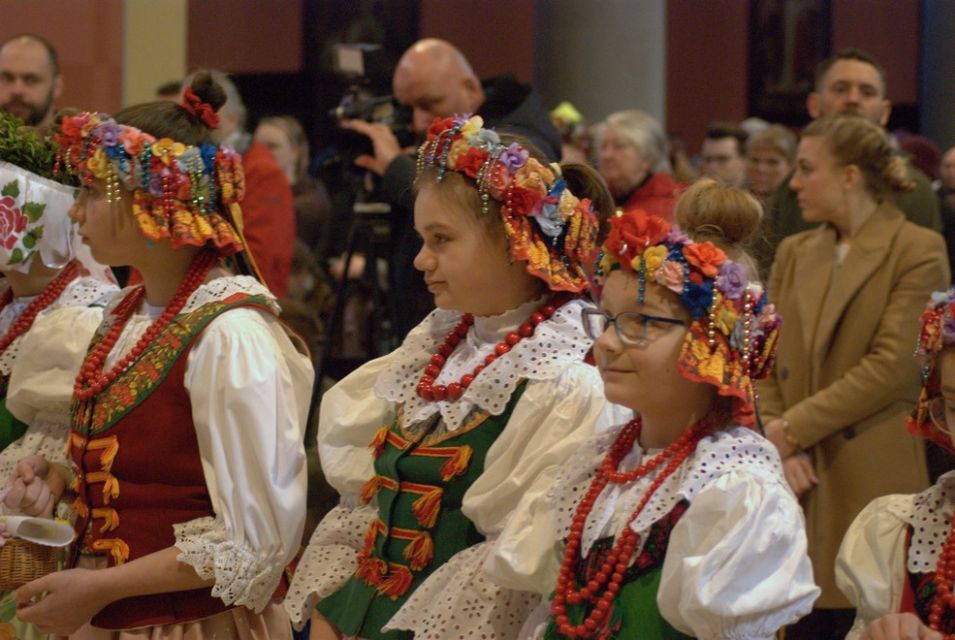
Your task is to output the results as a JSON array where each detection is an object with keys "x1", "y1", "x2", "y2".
[
  {"x1": 549, "y1": 423, "x2": 785, "y2": 557},
  {"x1": 105, "y1": 275, "x2": 279, "y2": 322},
  {"x1": 375, "y1": 297, "x2": 593, "y2": 431},
  {"x1": 894, "y1": 470, "x2": 955, "y2": 573}
]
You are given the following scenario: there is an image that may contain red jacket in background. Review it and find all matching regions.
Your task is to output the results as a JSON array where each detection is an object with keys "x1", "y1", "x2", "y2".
[
  {"x1": 620, "y1": 172, "x2": 687, "y2": 223},
  {"x1": 240, "y1": 142, "x2": 295, "y2": 297}
]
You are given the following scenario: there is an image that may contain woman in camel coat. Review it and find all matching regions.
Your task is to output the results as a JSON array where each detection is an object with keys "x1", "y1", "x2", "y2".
[{"x1": 757, "y1": 115, "x2": 950, "y2": 639}]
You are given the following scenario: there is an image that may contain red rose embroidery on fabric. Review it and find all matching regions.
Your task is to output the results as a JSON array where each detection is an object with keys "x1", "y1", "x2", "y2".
[{"x1": 0, "y1": 196, "x2": 29, "y2": 250}]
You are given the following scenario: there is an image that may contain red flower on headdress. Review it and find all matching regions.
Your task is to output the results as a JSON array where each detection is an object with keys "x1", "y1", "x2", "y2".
[
  {"x1": 605, "y1": 210, "x2": 670, "y2": 266},
  {"x1": 507, "y1": 186, "x2": 544, "y2": 216},
  {"x1": 427, "y1": 117, "x2": 458, "y2": 140},
  {"x1": 457, "y1": 147, "x2": 489, "y2": 179},
  {"x1": 683, "y1": 242, "x2": 727, "y2": 278},
  {"x1": 0, "y1": 196, "x2": 29, "y2": 250}
]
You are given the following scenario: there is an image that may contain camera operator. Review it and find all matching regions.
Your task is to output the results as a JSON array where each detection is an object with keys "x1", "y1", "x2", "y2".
[{"x1": 342, "y1": 37, "x2": 561, "y2": 338}]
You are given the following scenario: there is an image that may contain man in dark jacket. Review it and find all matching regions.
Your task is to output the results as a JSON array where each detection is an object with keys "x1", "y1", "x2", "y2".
[{"x1": 342, "y1": 38, "x2": 560, "y2": 339}]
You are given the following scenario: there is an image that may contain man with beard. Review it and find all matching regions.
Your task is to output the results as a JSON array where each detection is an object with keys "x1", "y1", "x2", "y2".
[
  {"x1": 762, "y1": 48, "x2": 941, "y2": 269},
  {"x1": 0, "y1": 34, "x2": 61, "y2": 129}
]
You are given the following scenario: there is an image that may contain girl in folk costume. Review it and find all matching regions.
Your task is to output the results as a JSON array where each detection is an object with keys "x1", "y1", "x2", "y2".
[
  {"x1": 0, "y1": 112, "x2": 116, "y2": 638},
  {"x1": 835, "y1": 289, "x2": 955, "y2": 640},
  {"x1": 285, "y1": 115, "x2": 621, "y2": 639},
  {"x1": 491, "y1": 184, "x2": 819, "y2": 639},
  {"x1": 3, "y1": 74, "x2": 311, "y2": 638}
]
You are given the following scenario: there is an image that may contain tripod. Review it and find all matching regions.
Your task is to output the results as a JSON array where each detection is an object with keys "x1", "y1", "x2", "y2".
[{"x1": 307, "y1": 200, "x2": 397, "y2": 434}]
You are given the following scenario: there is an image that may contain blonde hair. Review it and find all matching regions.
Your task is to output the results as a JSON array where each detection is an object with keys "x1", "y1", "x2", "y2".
[
  {"x1": 675, "y1": 178, "x2": 762, "y2": 276},
  {"x1": 802, "y1": 115, "x2": 914, "y2": 198},
  {"x1": 597, "y1": 110, "x2": 670, "y2": 173}
]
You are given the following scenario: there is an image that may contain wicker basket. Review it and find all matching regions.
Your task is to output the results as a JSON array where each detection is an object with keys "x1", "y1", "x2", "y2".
[{"x1": 0, "y1": 537, "x2": 57, "y2": 591}]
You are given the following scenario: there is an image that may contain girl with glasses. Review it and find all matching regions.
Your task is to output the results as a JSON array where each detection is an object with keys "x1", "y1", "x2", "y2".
[{"x1": 487, "y1": 181, "x2": 819, "y2": 639}]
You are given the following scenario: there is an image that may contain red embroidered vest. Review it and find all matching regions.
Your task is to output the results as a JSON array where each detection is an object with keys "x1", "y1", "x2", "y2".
[{"x1": 69, "y1": 293, "x2": 272, "y2": 629}]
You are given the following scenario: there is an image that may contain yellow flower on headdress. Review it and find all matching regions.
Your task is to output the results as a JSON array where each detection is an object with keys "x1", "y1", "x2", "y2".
[
  {"x1": 642, "y1": 245, "x2": 668, "y2": 275},
  {"x1": 515, "y1": 158, "x2": 554, "y2": 190},
  {"x1": 558, "y1": 190, "x2": 579, "y2": 219},
  {"x1": 715, "y1": 304, "x2": 740, "y2": 335},
  {"x1": 458, "y1": 115, "x2": 484, "y2": 137},
  {"x1": 151, "y1": 139, "x2": 186, "y2": 165},
  {"x1": 446, "y1": 138, "x2": 469, "y2": 167},
  {"x1": 86, "y1": 148, "x2": 110, "y2": 179}
]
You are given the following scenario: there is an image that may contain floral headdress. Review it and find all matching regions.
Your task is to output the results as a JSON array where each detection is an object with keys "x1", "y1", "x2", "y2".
[
  {"x1": 909, "y1": 288, "x2": 955, "y2": 453},
  {"x1": 592, "y1": 209, "x2": 781, "y2": 427},
  {"x1": 416, "y1": 115, "x2": 599, "y2": 293},
  {"x1": 0, "y1": 111, "x2": 112, "y2": 280},
  {"x1": 54, "y1": 112, "x2": 244, "y2": 255}
]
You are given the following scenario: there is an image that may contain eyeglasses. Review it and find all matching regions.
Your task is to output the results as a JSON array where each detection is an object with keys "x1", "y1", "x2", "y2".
[{"x1": 581, "y1": 308, "x2": 685, "y2": 346}]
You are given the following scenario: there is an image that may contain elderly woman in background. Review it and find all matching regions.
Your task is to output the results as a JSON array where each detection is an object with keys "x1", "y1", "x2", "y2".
[
  {"x1": 746, "y1": 124, "x2": 796, "y2": 204},
  {"x1": 254, "y1": 115, "x2": 333, "y2": 262},
  {"x1": 595, "y1": 109, "x2": 685, "y2": 221},
  {"x1": 757, "y1": 114, "x2": 950, "y2": 640}
]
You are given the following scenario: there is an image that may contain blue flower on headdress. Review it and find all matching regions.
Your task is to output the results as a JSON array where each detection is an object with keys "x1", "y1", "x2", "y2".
[
  {"x1": 498, "y1": 142, "x2": 528, "y2": 174},
  {"x1": 468, "y1": 128, "x2": 501, "y2": 151},
  {"x1": 199, "y1": 143, "x2": 218, "y2": 170},
  {"x1": 715, "y1": 261, "x2": 748, "y2": 300},
  {"x1": 680, "y1": 280, "x2": 714, "y2": 318},
  {"x1": 533, "y1": 196, "x2": 564, "y2": 238}
]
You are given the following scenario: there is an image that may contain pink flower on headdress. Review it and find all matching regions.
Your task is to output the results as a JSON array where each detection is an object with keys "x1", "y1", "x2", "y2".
[
  {"x1": 655, "y1": 260, "x2": 685, "y2": 294},
  {"x1": 0, "y1": 196, "x2": 29, "y2": 250},
  {"x1": 123, "y1": 128, "x2": 154, "y2": 156},
  {"x1": 498, "y1": 143, "x2": 528, "y2": 174},
  {"x1": 487, "y1": 163, "x2": 511, "y2": 199}
]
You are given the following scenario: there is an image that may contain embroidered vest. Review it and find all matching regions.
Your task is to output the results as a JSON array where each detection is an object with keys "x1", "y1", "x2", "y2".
[
  {"x1": 543, "y1": 501, "x2": 694, "y2": 640},
  {"x1": 69, "y1": 293, "x2": 272, "y2": 630},
  {"x1": 0, "y1": 376, "x2": 27, "y2": 453},
  {"x1": 904, "y1": 526, "x2": 953, "y2": 633},
  {"x1": 318, "y1": 383, "x2": 528, "y2": 640}
]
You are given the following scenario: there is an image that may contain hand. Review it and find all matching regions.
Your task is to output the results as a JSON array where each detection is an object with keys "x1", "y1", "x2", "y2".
[
  {"x1": 862, "y1": 613, "x2": 942, "y2": 640},
  {"x1": 15, "y1": 568, "x2": 112, "y2": 635},
  {"x1": 4, "y1": 456, "x2": 55, "y2": 517},
  {"x1": 764, "y1": 418, "x2": 798, "y2": 458},
  {"x1": 340, "y1": 119, "x2": 401, "y2": 176},
  {"x1": 783, "y1": 452, "x2": 818, "y2": 498}
]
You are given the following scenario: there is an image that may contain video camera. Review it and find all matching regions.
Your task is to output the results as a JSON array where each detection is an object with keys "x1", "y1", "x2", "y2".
[{"x1": 328, "y1": 44, "x2": 414, "y2": 151}]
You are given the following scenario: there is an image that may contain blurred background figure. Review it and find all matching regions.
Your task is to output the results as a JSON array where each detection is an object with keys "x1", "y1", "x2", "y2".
[
  {"x1": 595, "y1": 109, "x2": 685, "y2": 221},
  {"x1": 0, "y1": 33, "x2": 61, "y2": 129},
  {"x1": 255, "y1": 115, "x2": 333, "y2": 266},
  {"x1": 746, "y1": 124, "x2": 797, "y2": 204},
  {"x1": 700, "y1": 121, "x2": 748, "y2": 187},
  {"x1": 549, "y1": 100, "x2": 590, "y2": 164},
  {"x1": 937, "y1": 145, "x2": 955, "y2": 280},
  {"x1": 667, "y1": 131, "x2": 698, "y2": 184}
]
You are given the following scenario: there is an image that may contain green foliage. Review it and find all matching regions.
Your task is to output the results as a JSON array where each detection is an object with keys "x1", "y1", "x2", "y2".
[{"x1": 0, "y1": 111, "x2": 76, "y2": 186}]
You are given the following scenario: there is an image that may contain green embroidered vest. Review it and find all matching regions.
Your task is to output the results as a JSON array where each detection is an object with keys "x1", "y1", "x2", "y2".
[
  {"x1": 0, "y1": 376, "x2": 27, "y2": 453},
  {"x1": 318, "y1": 382, "x2": 528, "y2": 640}
]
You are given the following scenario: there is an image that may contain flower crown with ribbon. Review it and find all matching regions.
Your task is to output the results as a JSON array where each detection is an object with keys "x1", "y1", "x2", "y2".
[
  {"x1": 416, "y1": 115, "x2": 599, "y2": 293},
  {"x1": 54, "y1": 111, "x2": 244, "y2": 255},
  {"x1": 592, "y1": 209, "x2": 781, "y2": 427},
  {"x1": 909, "y1": 288, "x2": 955, "y2": 453}
]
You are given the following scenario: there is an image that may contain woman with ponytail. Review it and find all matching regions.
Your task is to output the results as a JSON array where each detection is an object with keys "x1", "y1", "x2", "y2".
[
  {"x1": 758, "y1": 114, "x2": 951, "y2": 638},
  {"x1": 4, "y1": 73, "x2": 311, "y2": 638}
]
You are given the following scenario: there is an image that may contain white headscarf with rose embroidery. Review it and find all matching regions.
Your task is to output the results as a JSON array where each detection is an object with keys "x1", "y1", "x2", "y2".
[{"x1": 0, "y1": 160, "x2": 111, "y2": 281}]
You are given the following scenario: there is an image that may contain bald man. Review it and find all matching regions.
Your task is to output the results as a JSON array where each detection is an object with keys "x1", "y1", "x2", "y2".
[
  {"x1": 0, "y1": 34, "x2": 62, "y2": 129},
  {"x1": 342, "y1": 38, "x2": 560, "y2": 338}
]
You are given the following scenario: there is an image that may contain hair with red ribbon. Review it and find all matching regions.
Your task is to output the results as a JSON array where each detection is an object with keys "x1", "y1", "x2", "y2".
[{"x1": 180, "y1": 86, "x2": 220, "y2": 130}]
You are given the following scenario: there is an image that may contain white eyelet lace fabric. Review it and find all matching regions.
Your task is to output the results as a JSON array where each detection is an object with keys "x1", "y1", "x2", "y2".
[
  {"x1": 375, "y1": 297, "x2": 594, "y2": 431},
  {"x1": 550, "y1": 424, "x2": 786, "y2": 556},
  {"x1": 173, "y1": 517, "x2": 281, "y2": 613},
  {"x1": 0, "y1": 276, "x2": 115, "y2": 377},
  {"x1": 284, "y1": 503, "x2": 378, "y2": 629},
  {"x1": 894, "y1": 470, "x2": 955, "y2": 573}
]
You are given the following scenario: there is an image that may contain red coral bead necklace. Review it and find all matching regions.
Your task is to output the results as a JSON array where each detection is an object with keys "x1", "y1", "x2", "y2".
[
  {"x1": 929, "y1": 513, "x2": 955, "y2": 638},
  {"x1": 73, "y1": 250, "x2": 219, "y2": 402},
  {"x1": 0, "y1": 259, "x2": 81, "y2": 361},
  {"x1": 415, "y1": 292, "x2": 572, "y2": 401},
  {"x1": 550, "y1": 412, "x2": 720, "y2": 639}
]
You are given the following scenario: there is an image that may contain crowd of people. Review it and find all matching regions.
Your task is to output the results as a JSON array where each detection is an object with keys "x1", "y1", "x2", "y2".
[{"x1": 0, "y1": 29, "x2": 952, "y2": 640}]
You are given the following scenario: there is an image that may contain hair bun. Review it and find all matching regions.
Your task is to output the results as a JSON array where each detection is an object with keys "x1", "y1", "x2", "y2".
[
  {"x1": 675, "y1": 178, "x2": 762, "y2": 245},
  {"x1": 187, "y1": 72, "x2": 227, "y2": 113}
]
